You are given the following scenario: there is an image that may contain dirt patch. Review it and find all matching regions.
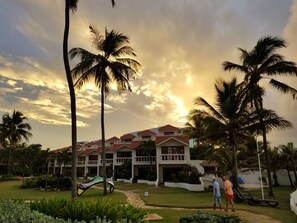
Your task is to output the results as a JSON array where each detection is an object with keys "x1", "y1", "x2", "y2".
[{"x1": 144, "y1": 213, "x2": 163, "y2": 221}]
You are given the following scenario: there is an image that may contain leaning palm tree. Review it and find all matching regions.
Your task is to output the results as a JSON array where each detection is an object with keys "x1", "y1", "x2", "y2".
[
  {"x1": 223, "y1": 36, "x2": 297, "y2": 196},
  {"x1": 186, "y1": 78, "x2": 292, "y2": 188},
  {"x1": 69, "y1": 25, "x2": 141, "y2": 195},
  {"x1": 0, "y1": 111, "x2": 32, "y2": 174},
  {"x1": 63, "y1": 0, "x2": 116, "y2": 199}
]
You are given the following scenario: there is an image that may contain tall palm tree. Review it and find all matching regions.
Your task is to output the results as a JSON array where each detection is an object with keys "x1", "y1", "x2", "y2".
[
  {"x1": 186, "y1": 78, "x2": 292, "y2": 188},
  {"x1": 69, "y1": 25, "x2": 141, "y2": 195},
  {"x1": 63, "y1": 0, "x2": 79, "y2": 199},
  {"x1": 63, "y1": 0, "x2": 116, "y2": 199},
  {"x1": 0, "y1": 111, "x2": 32, "y2": 174},
  {"x1": 223, "y1": 36, "x2": 297, "y2": 196}
]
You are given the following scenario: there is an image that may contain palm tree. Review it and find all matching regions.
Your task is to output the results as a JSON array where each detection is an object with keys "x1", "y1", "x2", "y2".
[
  {"x1": 63, "y1": 0, "x2": 79, "y2": 199},
  {"x1": 63, "y1": 0, "x2": 116, "y2": 199},
  {"x1": 277, "y1": 142, "x2": 297, "y2": 187},
  {"x1": 140, "y1": 140, "x2": 156, "y2": 178},
  {"x1": 0, "y1": 111, "x2": 32, "y2": 174},
  {"x1": 186, "y1": 78, "x2": 292, "y2": 188},
  {"x1": 223, "y1": 36, "x2": 297, "y2": 196},
  {"x1": 69, "y1": 25, "x2": 141, "y2": 195}
]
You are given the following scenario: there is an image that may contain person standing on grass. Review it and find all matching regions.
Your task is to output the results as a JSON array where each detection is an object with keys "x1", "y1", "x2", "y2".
[
  {"x1": 212, "y1": 177, "x2": 222, "y2": 210},
  {"x1": 223, "y1": 176, "x2": 235, "y2": 212}
]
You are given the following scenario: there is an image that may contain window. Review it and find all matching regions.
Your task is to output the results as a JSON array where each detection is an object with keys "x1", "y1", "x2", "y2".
[
  {"x1": 161, "y1": 146, "x2": 184, "y2": 154},
  {"x1": 142, "y1": 135, "x2": 151, "y2": 140},
  {"x1": 78, "y1": 156, "x2": 85, "y2": 161},
  {"x1": 102, "y1": 153, "x2": 113, "y2": 159},
  {"x1": 89, "y1": 155, "x2": 98, "y2": 160},
  {"x1": 117, "y1": 151, "x2": 132, "y2": 157},
  {"x1": 164, "y1": 132, "x2": 174, "y2": 135}
]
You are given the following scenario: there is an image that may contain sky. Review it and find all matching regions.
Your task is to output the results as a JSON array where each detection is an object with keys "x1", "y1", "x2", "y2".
[{"x1": 0, "y1": 0, "x2": 296, "y2": 150}]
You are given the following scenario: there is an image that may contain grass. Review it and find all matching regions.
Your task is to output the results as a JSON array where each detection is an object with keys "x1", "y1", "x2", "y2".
[
  {"x1": 115, "y1": 182, "x2": 297, "y2": 223},
  {"x1": 1, "y1": 180, "x2": 297, "y2": 223},
  {"x1": 0, "y1": 180, "x2": 126, "y2": 202}
]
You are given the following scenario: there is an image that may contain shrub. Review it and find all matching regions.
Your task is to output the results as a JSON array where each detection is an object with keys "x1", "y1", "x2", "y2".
[
  {"x1": 0, "y1": 174, "x2": 15, "y2": 181},
  {"x1": 171, "y1": 165, "x2": 202, "y2": 184},
  {"x1": 180, "y1": 211, "x2": 240, "y2": 223},
  {"x1": 0, "y1": 200, "x2": 137, "y2": 223},
  {"x1": 30, "y1": 198, "x2": 147, "y2": 223},
  {"x1": 22, "y1": 175, "x2": 71, "y2": 190}
]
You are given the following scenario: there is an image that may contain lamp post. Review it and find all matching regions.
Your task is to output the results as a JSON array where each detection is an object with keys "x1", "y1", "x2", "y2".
[{"x1": 256, "y1": 134, "x2": 265, "y2": 199}]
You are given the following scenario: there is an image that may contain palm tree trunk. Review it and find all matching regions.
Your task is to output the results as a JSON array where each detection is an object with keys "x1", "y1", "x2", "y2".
[
  {"x1": 101, "y1": 84, "x2": 107, "y2": 195},
  {"x1": 290, "y1": 157, "x2": 297, "y2": 187},
  {"x1": 286, "y1": 166, "x2": 294, "y2": 188},
  {"x1": 272, "y1": 169, "x2": 279, "y2": 186},
  {"x1": 230, "y1": 136, "x2": 239, "y2": 189},
  {"x1": 7, "y1": 147, "x2": 12, "y2": 174},
  {"x1": 63, "y1": 0, "x2": 77, "y2": 199},
  {"x1": 255, "y1": 98, "x2": 274, "y2": 196}
]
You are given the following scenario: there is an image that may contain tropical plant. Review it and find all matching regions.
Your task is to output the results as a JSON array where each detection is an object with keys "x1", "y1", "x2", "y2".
[
  {"x1": 267, "y1": 147, "x2": 281, "y2": 186},
  {"x1": 277, "y1": 142, "x2": 297, "y2": 187},
  {"x1": 139, "y1": 140, "x2": 156, "y2": 174},
  {"x1": 185, "y1": 78, "x2": 292, "y2": 188},
  {"x1": 223, "y1": 36, "x2": 297, "y2": 196},
  {"x1": 69, "y1": 25, "x2": 141, "y2": 194},
  {"x1": 0, "y1": 111, "x2": 32, "y2": 174}
]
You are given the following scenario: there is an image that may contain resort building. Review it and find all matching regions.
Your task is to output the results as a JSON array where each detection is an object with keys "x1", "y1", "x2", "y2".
[{"x1": 50, "y1": 124, "x2": 206, "y2": 184}]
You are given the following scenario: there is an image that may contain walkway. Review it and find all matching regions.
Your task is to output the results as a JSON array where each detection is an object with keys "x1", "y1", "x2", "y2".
[{"x1": 116, "y1": 189, "x2": 282, "y2": 223}]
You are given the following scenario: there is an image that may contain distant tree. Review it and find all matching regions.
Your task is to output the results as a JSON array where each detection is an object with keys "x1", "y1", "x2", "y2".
[
  {"x1": 223, "y1": 36, "x2": 297, "y2": 196},
  {"x1": 0, "y1": 111, "x2": 32, "y2": 174},
  {"x1": 277, "y1": 142, "x2": 297, "y2": 188},
  {"x1": 70, "y1": 25, "x2": 141, "y2": 195}
]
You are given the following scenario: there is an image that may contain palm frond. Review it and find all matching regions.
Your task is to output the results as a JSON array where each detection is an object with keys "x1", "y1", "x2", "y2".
[
  {"x1": 223, "y1": 61, "x2": 248, "y2": 73},
  {"x1": 264, "y1": 61, "x2": 297, "y2": 76},
  {"x1": 112, "y1": 46, "x2": 136, "y2": 57},
  {"x1": 194, "y1": 97, "x2": 226, "y2": 123},
  {"x1": 269, "y1": 79, "x2": 297, "y2": 99}
]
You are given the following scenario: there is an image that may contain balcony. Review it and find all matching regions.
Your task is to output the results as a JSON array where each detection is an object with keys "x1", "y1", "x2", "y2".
[
  {"x1": 159, "y1": 154, "x2": 187, "y2": 164},
  {"x1": 77, "y1": 161, "x2": 85, "y2": 166},
  {"x1": 100, "y1": 159, "x2": 113, "y2": 165},
  {"x1": 88, "y1": 160, "x2": 98, "y2": 165},
  {"x1": 116, "y1": 157, "x2": 132, "y2": 165},
  {"x1": 135, "y1": 156, "x2": 156, "y2": 165}
]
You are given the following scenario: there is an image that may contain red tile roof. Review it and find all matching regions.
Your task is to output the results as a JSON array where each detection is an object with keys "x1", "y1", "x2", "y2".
[
  {"x1": 158, "y1": 124, "x2": 180, "y2": 132},
  {"x1": 84, "y1": 140, "x2": 101, "y2": 147},
  {"x1": 111, "y1": 141, "x2": 142, "y2": 151},
  {"x1": 120, "y1": 133, "x2": 136, "y2": 140},
  {"x1": 106, "y1": 136, "x2": 120, "y2": 142},
  {"x1": 155, "y1": 135, "x2": 189, "y2": 146},
  {"x1": 112, "y1": 144, "x2": 131, "y2": 151},
  {"x1": 137, "y1": 130, "x2": 156, "y2": 136},
  {"x1": 83, "y1": 148, "x2": 102, "y2": 155}
]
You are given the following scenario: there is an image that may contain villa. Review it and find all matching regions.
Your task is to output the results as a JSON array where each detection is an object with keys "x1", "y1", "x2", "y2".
[{"x1": 50, "y1": 124, "x2": 207, "y2": 184}]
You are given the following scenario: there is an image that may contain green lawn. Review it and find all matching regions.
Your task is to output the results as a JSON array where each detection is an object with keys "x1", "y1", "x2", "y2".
[
  {"x1": 1, "y1": 180, "x2": 297, "y2": 223},
  {"x1": 115, "y1": 182, "x2": 297, "y2": 223},
  {"x1": 0, "y1": 180, "x2": 126, "y2": 202}
]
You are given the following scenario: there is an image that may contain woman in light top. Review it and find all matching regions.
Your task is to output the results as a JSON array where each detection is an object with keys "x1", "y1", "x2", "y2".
[{"x1": 223, "y1": 176, "x2": 235, "y2": 212}]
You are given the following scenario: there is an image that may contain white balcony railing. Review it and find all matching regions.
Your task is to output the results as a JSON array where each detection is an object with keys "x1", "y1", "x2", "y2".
[
  {"x1": 88, "y1": 160, "x2": 98, "y2": 165},
  {"x1": 116, "y1": 157, "x2": 132, "y2": 164},
  {"x1": 77, "y1": 161, "x2": 85, "y2": 166},
  {"x1": 160, "y1": 154, "x2": 186, "y2": 163},
  {"x1": 135, "y1": 156, "x2": 156, "y2": 164},
  {"x1": 101, "y1": 159, "x2": 113, "y2": 164}
]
